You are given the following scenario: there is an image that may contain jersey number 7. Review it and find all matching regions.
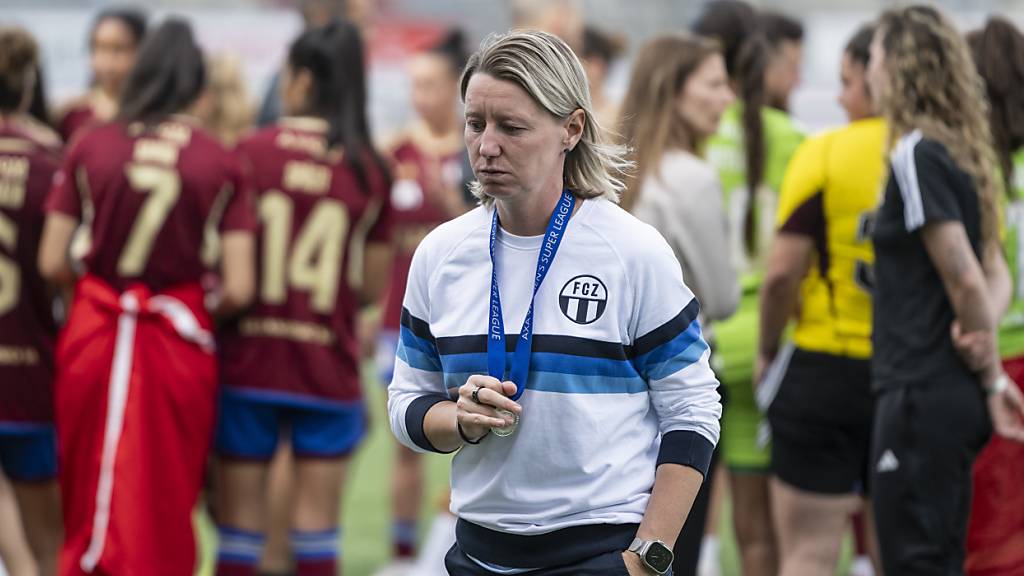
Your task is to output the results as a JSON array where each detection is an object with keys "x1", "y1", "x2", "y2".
[{"x1": 118, "y1": 164, "x2": 180, "y2": 277}]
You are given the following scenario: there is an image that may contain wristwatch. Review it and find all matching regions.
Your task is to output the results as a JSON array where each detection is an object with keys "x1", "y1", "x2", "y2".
[{"x1": 627, "y1": 537, "x2": 673, "y2": 575}]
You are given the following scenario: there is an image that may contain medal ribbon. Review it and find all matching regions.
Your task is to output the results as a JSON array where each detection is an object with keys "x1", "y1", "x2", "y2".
[{"x1": 487, "y1": 189, "x2": 575, "y2": 402}]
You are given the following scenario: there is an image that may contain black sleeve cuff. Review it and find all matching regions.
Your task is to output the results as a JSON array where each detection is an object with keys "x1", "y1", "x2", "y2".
[
  {"x1": 656, "y1": 430, "x2": 715, "y2": 478},
  {"x1": 405, "y1": 394, "x2": 455, "y2": 454}
]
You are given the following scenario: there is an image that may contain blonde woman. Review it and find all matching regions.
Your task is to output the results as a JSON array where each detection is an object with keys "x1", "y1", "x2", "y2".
[
  {"x1": 388, "y1": 30, "x2": 721, "y2": 575},
  {"x1": 196, "y1": 53, "x2": 254, "y2": 146},
  {"x1": 866, "y1": 6, "x2": 1024, "y2": 573}
]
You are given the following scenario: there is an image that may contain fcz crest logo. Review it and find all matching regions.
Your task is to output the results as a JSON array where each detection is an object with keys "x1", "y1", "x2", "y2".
[{"x1": 559, "y1": 275, "x2": 607, "y2": 325}]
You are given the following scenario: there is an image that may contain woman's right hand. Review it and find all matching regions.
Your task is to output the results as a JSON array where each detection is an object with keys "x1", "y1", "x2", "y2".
[{"x1": 456, "y1": 375, "x2": 522, "y2": 441}]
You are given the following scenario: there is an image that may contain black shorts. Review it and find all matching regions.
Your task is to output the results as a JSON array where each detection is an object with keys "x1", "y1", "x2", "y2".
[
  {"x1": 766, "y1": 347, "x2": 873, "y2": 495},
  {"x1": 871, "y1": 384, "x2": 991, "y2": 575}
]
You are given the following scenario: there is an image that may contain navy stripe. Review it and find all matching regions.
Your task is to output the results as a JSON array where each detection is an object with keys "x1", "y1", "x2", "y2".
[
  {"x1": 633, "y1": 299, "x2": 701, "y2": 357},
  {"x1": 456, "y1": 519, "x2": 639, "y2": 569},
  {"x1": 437, "y1": 333, "x2": 630, "y2": 360},
  {"x1": 400, "y1": 307, "x2": 435, "y2": 343},
  {"x1": 656, "y1": 430, "x2": 715, "y2": 478},
  {"x1": 433, "y1": 300, "x2": 701, "y2": 362},
  {"x1": 404, "y1": 394, "x2": 454, "y2": 454}
]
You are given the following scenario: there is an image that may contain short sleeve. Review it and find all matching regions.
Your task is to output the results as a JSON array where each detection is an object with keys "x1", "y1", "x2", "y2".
[
  {"x1": 776, "y1": 133, "x2": 828, "y2": 237},
  {"x1": 44, "y1": 141, "x2": 84, "y2": 220},
  {"x1": 366, "y1": 162, "x2": 393, "y2": 243},
  {"x1": 892, "y1": 133, "x2": 964, "y2": 232},
  {"x1": 220, "y1": 154, "x2": 257, "y2": 233}
]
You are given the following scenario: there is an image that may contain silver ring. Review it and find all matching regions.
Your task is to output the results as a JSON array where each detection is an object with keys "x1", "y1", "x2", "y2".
[{"x1": 471, "y1": 386, "x2": 483, "y2": 404}]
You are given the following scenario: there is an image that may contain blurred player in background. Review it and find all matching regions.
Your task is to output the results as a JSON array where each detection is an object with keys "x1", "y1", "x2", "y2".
[
  {"x1": 581, "y1": 26, "x2": 625, "y2": 132},
  {"x1": 965, "y1": 16, "x2": 1024, "y2": 576},
  {"x1": 693, "y1": 2, "x2": 805, "y2": 575},
  {"x1": 215, "y1": 19, "x2": 393, "y2": 576},
  {"x1": 39, "y1": 18, "x2": 256, "y2": 575},
  {"x1": 0, "y1": 25, "x2": 63, "y2": 576},
  {"x1": 55, "y1": 7, "x2": 146, "y2": 143},
  {"x1": 196, "y1": 54, "x2": 255, "y2": 147},
  {"x1": 759, "y1": 12, "x2": 804, "y2": 114},
  {"x1": 374, "y1": 28, "x2": 469, "y2": 576},
  {"x1": 257, "y1": 0, "x2": 346, "y2": 127},
  {"x1": 756, "y1": 23, "x2": 883, "y2": 576},
  {"x1": 510, "y1": 0, "x2": 584, "y2": 52},
  {"x1": 618, "y1": 33, "x2": 738, "y2": 576},
  {"x1": 868, "y1": 6, "x2": 1022, "y2": 573}
]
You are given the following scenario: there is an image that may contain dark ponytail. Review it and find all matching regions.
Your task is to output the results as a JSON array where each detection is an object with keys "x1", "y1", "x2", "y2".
[
  {"x1": 288, "y1": 19, "x2": 387, "y2": 191},
  {"x1": 693, "y1": 0, "x2": 767, "y2": 256},
  {"x1": 116, "y1": 18, "x2": 205, "y2": 126},
  {"x1": 736, "y1": 33, "x2": 768, "y2": 256}
]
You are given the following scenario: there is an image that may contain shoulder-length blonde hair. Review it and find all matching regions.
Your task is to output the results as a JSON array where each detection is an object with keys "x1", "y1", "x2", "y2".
[
  {"x1": 877, "y1": 5, "x2": 1001, "y2": 250},
  {"x1": 617, "y1": 33, "x2": 721, "y2": 211},
  {"x1": 460, "y1": 29, "x2": 629, "y2": 205}
]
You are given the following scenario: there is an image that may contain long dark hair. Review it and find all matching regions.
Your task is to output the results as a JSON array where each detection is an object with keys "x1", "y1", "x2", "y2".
[
  {"x1": 693, "y1": 0, "x2": 768, "y2": 255},
  {"x1": 89, "y1": 7, "x2": 147, "y2": 50},
  {"x1": 968, "y1": 17, "x2": 1024, "y2": 196},
  {"x1": 116, "y1": 18, "x2": 205, "y2": 126},
  {"x1": 287, "y1": 19, "x2": 387, "y2": 190}
]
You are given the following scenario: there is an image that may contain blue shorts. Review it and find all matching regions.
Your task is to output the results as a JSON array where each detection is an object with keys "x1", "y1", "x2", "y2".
[
  {"x1": 376, "y1": 330, "x2": 400, "y2": 386},
  {"x1": 0, "y1": 424, "x2": 58, "y2": 482},
  {"x1": 215, "y1": 389, "x2": 366, "y2": 460}
]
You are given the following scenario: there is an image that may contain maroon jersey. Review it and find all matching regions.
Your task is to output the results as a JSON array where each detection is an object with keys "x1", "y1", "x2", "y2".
[
  {"x1": 56, "y1": 92, "x2": 113, "y2": 144},
  {"x1": 58, "y1": 104, "x2": 95, "y2": 144},
  {"x1": 46, "y1": 117, "x2": 256, "y2": 294},
  {"x1": 380, "y1": 135, "x2": 464, "y2": 332},
  {"x1": 219, "y1": 117, "x2": 392, "y2": 404},
  {"x1": 0, "y1": 117, "x2": 60, "y2": 425}
]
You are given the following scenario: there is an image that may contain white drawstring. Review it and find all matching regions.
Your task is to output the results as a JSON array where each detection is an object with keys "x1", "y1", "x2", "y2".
[{"x1": 79, "y1": 292, "x2": 212, "y2": 573}]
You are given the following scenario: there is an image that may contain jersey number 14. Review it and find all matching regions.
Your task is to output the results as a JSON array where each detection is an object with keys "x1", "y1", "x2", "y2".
[{"x1": 259, "y1": 192, "x2": 349, "y2": 314}]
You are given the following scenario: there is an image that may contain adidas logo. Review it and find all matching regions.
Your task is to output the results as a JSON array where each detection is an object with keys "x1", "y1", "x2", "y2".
[{"x1": 877, "y1": 449, "x2": 900, "y2": 473}]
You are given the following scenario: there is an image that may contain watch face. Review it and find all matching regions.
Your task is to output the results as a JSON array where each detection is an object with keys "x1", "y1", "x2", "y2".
[{"x1": 644, "y1": 541, "x2": 674, "y2": 573}]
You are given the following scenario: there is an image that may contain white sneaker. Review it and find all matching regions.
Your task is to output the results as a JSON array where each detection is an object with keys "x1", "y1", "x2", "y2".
[
  {"x1": 849, "y1": 555, "x2": 876, "y2": 576},
  {"x1": 411, "y1": 513, "x2": 458, "y2": 576},
  {"x1": 370, "y1": 559, "x2": 416, "y2": 576}
]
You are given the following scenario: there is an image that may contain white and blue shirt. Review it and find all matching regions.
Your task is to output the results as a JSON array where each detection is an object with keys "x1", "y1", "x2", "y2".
[{"x1": 387, "y1": 197, "x2": 722, "y2": 568}]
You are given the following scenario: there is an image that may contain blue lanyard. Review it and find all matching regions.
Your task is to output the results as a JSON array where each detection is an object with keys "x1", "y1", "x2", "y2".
[{"x1": 487, "y1": 189, "x2": 576, "y2": 401}]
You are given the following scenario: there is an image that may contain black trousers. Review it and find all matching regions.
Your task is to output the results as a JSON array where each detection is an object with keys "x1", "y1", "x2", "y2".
[
  {"x1": 871, "y1": 384, "x2": 991, "y2": 575},
  {"x1": 445, "y1": 543, "x2": 661, "y2": 575}
]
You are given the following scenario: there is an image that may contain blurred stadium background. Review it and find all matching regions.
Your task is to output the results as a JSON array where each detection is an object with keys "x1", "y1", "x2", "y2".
[{"x1": 2, "y1": 1, "x2": 1023, "y2": 575}]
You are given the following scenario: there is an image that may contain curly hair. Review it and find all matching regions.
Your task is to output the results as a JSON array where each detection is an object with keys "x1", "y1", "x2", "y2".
[
  {"x1": 0, "y1": 27, "x2": 39, "y2": 113},
  {"x1": 877, "y1": 6, "x2": 1001, "y2": 249},
  {"x1": 968, "y1": 17, "x2": 1024, "y2": 197}
]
